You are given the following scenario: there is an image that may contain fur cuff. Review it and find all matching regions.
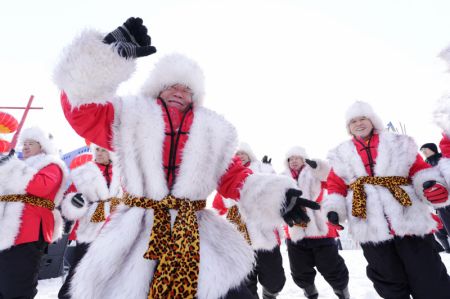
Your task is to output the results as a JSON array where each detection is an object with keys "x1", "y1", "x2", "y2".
[
  {"x1": 60, "y1": 192, "x2": 88, "y2": 220},
  {"x1": 412, "y1": 167, "x2": 450, "y2": 209},
  {"x1": 53, "y1": 29, "x2": 136, "y2": 107},
  {"x1": 433, "y1": 94, "x2": 450, "y2": 136},
  {"x1": 322, "y1": 193, "x2": 348, "y2": 222},
  {"x1": 52, "y1": 210, "x2": 63, "y2": 243}
]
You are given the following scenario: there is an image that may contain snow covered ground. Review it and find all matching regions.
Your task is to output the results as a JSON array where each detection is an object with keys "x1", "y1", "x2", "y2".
[{"x1": 36, "y1": 247, "x2": 450, "y2": 299}]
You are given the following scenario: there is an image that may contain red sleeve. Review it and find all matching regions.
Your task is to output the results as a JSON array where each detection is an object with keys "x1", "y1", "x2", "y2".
[
  {"x1": 61, "y1": 91, "x2": 114, "y2": 150},
  {"x1": 440, "y1": 134, "x2": 450, "y2": 158},
  {"x1": 217, "y1": 156, "x2": 253, "y2": 200},
  {"x1": 212, "y1": 193, "x2": 227, "y2": 215},
  {"x1": 326, "y1": 169, "x2": 348, "y2": 196},
  {"x1": 25, "y1": 164, "x2": 63, "y2": 200},
  {"x1": 409, "y1": 154, "x2": 431, "y2": 177}
]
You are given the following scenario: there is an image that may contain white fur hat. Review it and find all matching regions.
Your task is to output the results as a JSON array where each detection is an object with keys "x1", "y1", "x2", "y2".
[
  {"x1": 345, "y1": 101, "x2": 385, "y2": 134},
  {"x1": 284, "y1": 146, "x2": 308, "y2": 169},
  {"x1": 237, "y1": 142, "x2": 258, "y2": 162},
  {"x1": 141, "y1": 53, "x2": 205, "y2": 106},
  {"x1": 20, "y1": 127, "x2": 57, "y2": 155}
]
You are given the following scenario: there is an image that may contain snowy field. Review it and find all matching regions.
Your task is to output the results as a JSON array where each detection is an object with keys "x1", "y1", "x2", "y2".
[{"x1": 36, "y1": 247, "x2": 450, "y2": 299}]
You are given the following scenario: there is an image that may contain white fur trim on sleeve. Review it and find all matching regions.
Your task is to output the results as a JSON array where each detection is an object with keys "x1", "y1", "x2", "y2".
[
  {"x1": 433, "y1": 94, "x2": 450, "y2": 136},
  {"x1": 438, "y1": 158, "x2": 450, "y2": 188},
  {"x1": 309, "y1": 159, "x2": 331, "y2": 181},
  {"x1": 53, "y1": 29, "x2": 136, "y2": 107},
  {"x1": 321, "y1": 193, "x2": 348, "y2": 222},
  {"x1": 0, "y1": 158, "x2": 37, "y2": 194},
  {"x1": 52, "y1": 209, "x2": 63, "y2": 243},
  {"x1": 60, "y1": 192, "x2": 88, "y2": 221},
  {"x1": 412, "y1": 167, "x2": 450, "y2": 209}
]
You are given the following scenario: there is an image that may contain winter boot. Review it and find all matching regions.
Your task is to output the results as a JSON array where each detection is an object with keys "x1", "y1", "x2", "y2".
[
  {"x1": 262, "y1": 288, "x2": 278, "y2": 299},
  {"x1": 302, "y1": 284, "x2": 318, "y2": 299},
  {"x1": 333, "y1": 286, "x2": 350, "y2": 299}
]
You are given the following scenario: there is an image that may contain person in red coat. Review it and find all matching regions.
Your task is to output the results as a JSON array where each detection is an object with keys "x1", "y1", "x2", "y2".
[{"x1": 0, "y1": 127, "x2": 67, "y2": 299}]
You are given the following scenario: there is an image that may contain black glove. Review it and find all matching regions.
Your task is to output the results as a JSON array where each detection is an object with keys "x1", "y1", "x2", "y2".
[
  {"x1": 327, "y1": 211, "x2": 344, "y2": 230},
  {"x1": 0, "y1": 149, "x2": 15, "y2": 165},
  {"x1": 305, "y1": 159, "x2": 317, "y2": 169},
  {"x1": 103, "y1": 17, "x2": 157, "y2": 58},
  {"x1": 262, "y1": 155, "x2": 272, "y2": 164},
  {"x1": 71, "y1": 193, "x2": 85, "y2": 208},
  {"x1": 282, "y1": 189, "x2": 321, "y2": 227}
]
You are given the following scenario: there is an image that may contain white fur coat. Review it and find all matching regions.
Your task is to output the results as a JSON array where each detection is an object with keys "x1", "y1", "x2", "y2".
[
  {"x1": 54, "y1": 29, "x2": 295, "y2": 299},
  {"x1": 0, "y1": 153, "x2": 68, "y2": 251},
  {"x1": 322, "y1": 132, "x2": 449, "y2": 244}
]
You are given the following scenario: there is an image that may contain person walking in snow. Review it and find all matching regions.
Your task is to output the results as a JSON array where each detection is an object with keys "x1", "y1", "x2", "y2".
[
  {"x1": 281, "y1": 146, "x2": 349, "y2": 299},
  {"x1": 58, "y1": 145, "x2": 123, "y2": 299},
  {"x1": 323, "y1": 101, "x2": 450, "y2": 299},
  {"x1": 213, "y1": 142, "x2": 286, "y2": 299},
  {"x1": 53, "y1": 17, "x2": 320, "y2": 299},
  {"x1": 0, "y1": 127, "x2": 67, "y2": 299}
]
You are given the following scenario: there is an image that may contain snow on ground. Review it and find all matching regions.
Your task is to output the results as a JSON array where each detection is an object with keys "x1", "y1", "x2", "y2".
[{"x1": 36, "y1": 247, "x2": 450, "y2": 299}]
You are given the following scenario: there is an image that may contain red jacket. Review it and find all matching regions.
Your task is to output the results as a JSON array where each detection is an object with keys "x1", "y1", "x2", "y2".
[{"x1": 15, "y1": 164, "x2": 63, "y2": 245}]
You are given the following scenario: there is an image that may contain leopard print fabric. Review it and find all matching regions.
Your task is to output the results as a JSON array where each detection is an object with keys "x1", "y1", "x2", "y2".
[
  {"x1": 226, "y1": 205, "x2": 252, "y2": 245},
  {"x1": 0, "y1": 194, "x2": 55, "y2": 210},
  {"x1": 349, "y1": 176, "x2": 411, "y2": 219},
  {"x1": 124, "y1": 193, "x2": 206, "y2": 299},
  {"x1": 90, "y1": 197, "x2": 122, "y2": 223}
]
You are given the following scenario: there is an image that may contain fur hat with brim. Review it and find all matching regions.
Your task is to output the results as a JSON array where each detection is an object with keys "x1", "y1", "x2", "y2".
[
  {"x1": 345, "y1": 101, "x2": 385, "y2": 135},
  {"x1": 237, "y1": 142, "x2": 258, "y2": 162},
  {"x1": 140, "y1": 53, "x2": 205, "y2": 106},
  {"x1": 20, "y1": 127, "x2": 57, "y2": 155},
  {"x1": 284, "y1": 146, "x2": 308, "y2": 169}
]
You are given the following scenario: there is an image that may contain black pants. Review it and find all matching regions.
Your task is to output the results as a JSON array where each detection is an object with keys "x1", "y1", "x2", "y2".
[
  {"x1": 246, "y1": 246, "x2": 286, "y2": 297},
  {"x1": 287, "y1": 238, "x2": 349, "y2": 291},
  {"x1": 58, "y1": 242, "x2": 90, "y2": 299},
  {"x1": 223, "y1": 283, "x2": 257, "y2": 299},
  {"x1": 361, "y1": 234, "x2": 450, "y2": 299},
  {"x1": 0, "y1": 237, "x2": 48, "y2": 299},
  {"x1": 438, "y1": 206, "x2": 450, "y2": 234}
]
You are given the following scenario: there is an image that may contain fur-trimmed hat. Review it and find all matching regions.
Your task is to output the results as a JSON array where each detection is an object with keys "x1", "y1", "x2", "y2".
[
  {"x1": 237, "y1": 142, "x2": 258, "y2": 162},
  {"x1": 345, "y1": 101, "x2": 385, "y2": 134},
  {"x1": 140, "y1": 53, "x2": 205, "y2": 106},
  {"x1": 20, "y1": 127, "x2": 57, "y2": 155},
  {"x1": 284, "y1": 146, "x2": 308, "y2": 169}
]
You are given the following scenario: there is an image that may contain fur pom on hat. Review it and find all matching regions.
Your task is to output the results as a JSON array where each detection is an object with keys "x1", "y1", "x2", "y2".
[
  {"x1": 140, "y1": 53, "x2": 205, "y2": 106},
  {"x1": 284, "y1": 146, "x2": 308, "y2": 169},
  {"x1": 237, "y1": 142, "x2": 258, "y2": 162},
  {"x1": 345, "y1": 101, "x2": 385, "y2": 134},
  {"x1": 20, "y1": 127, "x2": 57, "y2": 155}
]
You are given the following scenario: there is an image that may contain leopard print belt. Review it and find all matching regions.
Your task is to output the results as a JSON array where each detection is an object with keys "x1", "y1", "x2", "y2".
[
  {"x1": 123, "y1": 192, "x2": 206, "y2": 299},
  {"x1": 90, "y1": 197, "x2": 122, "y2": 223},
  {"x1": 226, "y1": 205, "x2": 252, "y2": 245},
  {"x1": 349, "y1": 176, "x2": 411, "y2": 219},
  {"x1": 0, "y1": 194, "x2": 55, "y2": 210}
]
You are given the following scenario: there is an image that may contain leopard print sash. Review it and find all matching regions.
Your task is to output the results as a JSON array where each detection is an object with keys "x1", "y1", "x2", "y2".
[
  {"x1": 90, "y1": 197, "x2": 122, "y2": 223},
  {"x1": 349, "y1": 176, "x2": 411, "y2": 219},
  {"x1": 0, "y1": 194, "x2": 55, "y2": 210},
  {"x1": 123, "y1": 193, "x2": 206, "y2": 299},
  {"x1": 226, "y1": 205, "x2": 252, "y2": 245}
]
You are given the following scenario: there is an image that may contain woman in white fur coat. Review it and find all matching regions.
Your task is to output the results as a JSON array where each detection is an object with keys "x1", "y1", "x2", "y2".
[
  {"x1": 213, "y1": 142, "x2": 286, "y2": 299},
  {"x1": 58, "y1": 145, "x2": 122, "y2": 299},
  {"x1": 322, "y1": 101, "x2": 450, "y2": 299},
  {"x1": 0, "y1": 127, "x2": 67, "y2": 299},
  {"x1": 281, "y1": 146, "x2": 349, "y2": 299},
  {"x1": 53, "y1": 17, "x2": 317, "y2": 299}
]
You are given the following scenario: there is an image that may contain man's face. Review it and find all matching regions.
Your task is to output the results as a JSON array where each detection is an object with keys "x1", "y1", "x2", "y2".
[
  {"x1": 288, "y1": 155, "x2": 304, "y2": 171},
  {"x1": 421, "y1": 148, "x2": 435, "y2": 159},
  {"x1": 95, "y1": 147, "x2": 110, "y2": 165},
  {"x1": 236, "y1": 151, "x2": 250, "y2": 165},
  {"x1": 22, "y1": 139, "x2": 42, "y2": 159},
  {"x1": 349, "y1": 116, "x2": 374, "y2": 139},
  {"x1": 159, "y1": 84, "x2": 193, "y2": 112}
]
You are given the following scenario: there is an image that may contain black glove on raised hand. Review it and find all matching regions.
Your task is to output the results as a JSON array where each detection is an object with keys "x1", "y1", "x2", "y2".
[
  {"x1": 262, "y1": 155, "x2": 272, "y2": 164},
  {"x1": 305, "y1": 159, "x2": 317, "y2": 169},
  {"x1": 327, "y1": 211, "x2": 344, "y2": 230},
  {"x1": 71, "y1": 193, "x2": 85, "y2": 208},
  {"x1": 0, "y1": 149, "x2": 15, "y2": 165},
  {"x1": 282, "y1": 189, "x2": 321, "y2": 227},
  {"x1": 103, "y1": 17, "x2": 157, "y2": 58}
]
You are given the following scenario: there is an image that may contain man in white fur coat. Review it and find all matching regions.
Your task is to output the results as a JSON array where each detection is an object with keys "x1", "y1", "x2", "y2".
[
  {"x1": 0, "y1": 127, "x2": 67, "y2": 299},
  {"x1": 53, "y1": 17, "x2": 318, "y2": 299},
  {"x1": 322, "y1": 101, "x2": 450, "y2": 299},
  {"x1": 58, "y1": 145, "x2": 122, "y2": 299},
  {"x1": 212, "y1": 142, "x2": 286, "y2": 299},
  {"x1": 281, "y1": 146, "x2": 349, "y2": 299}
]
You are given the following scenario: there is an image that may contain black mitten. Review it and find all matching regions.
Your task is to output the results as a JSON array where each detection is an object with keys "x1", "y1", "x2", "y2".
[
  {"x1": 262, "y1": 155, "x2": 272, "y2": 164},
  {"x1": 71, "y1": 193, "x2": 85, "y2": 208},
  {"x1": 305, "y1": 159, "x2": 317, "y2": 169},
  {"x1": 282, "y1": 189, "x2": 321, "y2": 227},
  {"x1": 0, "y1": 149, "x2": 15, "y2": 165},
  {"x1": 103, "y1": 17, "x2": 156, "y2": 58},
  {"x1": 327, "y1": 211, "x2": 344, "y2": 230}
]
